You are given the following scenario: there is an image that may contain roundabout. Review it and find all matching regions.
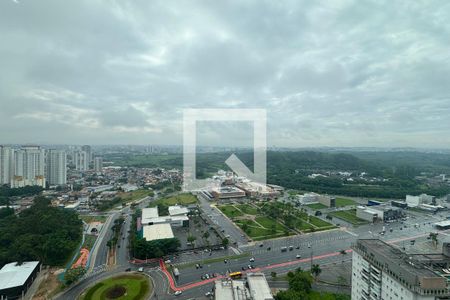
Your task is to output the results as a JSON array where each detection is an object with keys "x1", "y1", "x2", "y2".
[{"x1": 79, "y1": 273, "x2": 152, "y2": 300}]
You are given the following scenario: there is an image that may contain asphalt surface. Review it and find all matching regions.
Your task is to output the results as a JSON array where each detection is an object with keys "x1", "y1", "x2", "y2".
[{"x1": 56, "y1": 193, "x2": 450, "y2": 300}]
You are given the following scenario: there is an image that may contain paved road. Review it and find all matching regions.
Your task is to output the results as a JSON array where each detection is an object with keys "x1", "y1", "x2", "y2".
[{"x1": 197, "y1": 195, "x2": 248, "y2": 246}]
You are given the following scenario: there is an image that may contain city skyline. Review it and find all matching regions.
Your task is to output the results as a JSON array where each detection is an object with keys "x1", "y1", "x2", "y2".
[{"x1": 1, "y1": 1, "x2": 450, "y2": 147}]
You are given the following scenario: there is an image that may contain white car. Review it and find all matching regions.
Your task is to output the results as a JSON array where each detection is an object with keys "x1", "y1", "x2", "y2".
[
  {"x1": 138, "y1": 267, "x2": 144, "y2": 272},
  {"x1": 174, "y1": 291, "x2": 182, "y2": 296},
  {"x1": 249, "y1": 257, "x2": 255, "y2": 262}
]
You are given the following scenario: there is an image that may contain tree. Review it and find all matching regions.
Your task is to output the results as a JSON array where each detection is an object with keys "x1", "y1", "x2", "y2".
[
  {"x1": 187, "y1": 234, "x2": 196, "y2": 248},
  {"x1": 222, "y1": 237, "x2": 229, "y2": 248},
  {"x1": 311, "y1": 264, "x2": 322, "y2": 280},
  {"x1": 271, "y1": 271, "x2": 277, "y2": 278},
  {"x1": 64, "y1": 267, "x2": 86, "y2": 285},
  {"x1": 429, "y1": 232, "x2": 439, "y2": 248}
]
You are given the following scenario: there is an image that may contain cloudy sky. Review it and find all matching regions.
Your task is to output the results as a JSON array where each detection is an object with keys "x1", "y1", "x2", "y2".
[{"x1": 1, "y1": 0, "x2": 450, "y2": 148}]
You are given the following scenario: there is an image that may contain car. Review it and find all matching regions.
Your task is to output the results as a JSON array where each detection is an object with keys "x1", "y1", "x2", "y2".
[
  {"x1": 241, "y1": 266, "x2": 247, "y2": 270},
  {"x1": 205, "y1": 274, "x2": 210, "y2": 279},
  {"x1": 259, "y1": 244, "x2": 264, "y2": 247},
  {"x1": 248, "y1": 264, "x2": 252, "y2": 269},
  {"x1": 249, "y1": 257, "x2": 255, "y2": 262},
  {"x1": 205, "y1": 291, "x2": 212, "y2": 297},
  {"x1": 125, "y1": 268, "x2": 131, "y2": 272},
  {"x1": 195, "y1": 263, "x2": 200, "y2": 269},
  {"x1": 296, "y1": 254, "x2": 301, "y2": 259},
  {"x1": 307, "y1": 243, "x2": 311, "y2": 248},
  {"x1": 138, "y1": 267, "x2": 144, "y2": 272},
  {"x1": 289, "y1": 246, "x2": 294, "y2": 251},
  {"x1": 296, "y1": 246, "x2": 300, "y2": 249},
  {"x1": 267, "y1": 247, "x2": 271, "y2": 251},
  {"x1": 224, "y1": 259, "x2": 228, "y2": 263},
  {"x1": 174, "y1": 291, "x2": 182, "y2": 296}
]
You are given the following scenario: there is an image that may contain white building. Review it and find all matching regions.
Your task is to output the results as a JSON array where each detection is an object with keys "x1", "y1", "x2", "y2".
[
  {"x1": 141, "y1": 206, "x2": 189, "y2": 227},
  {"x1": 46, "y1": 149, "x2": 67, "y2": 186},
  {"x1": 406, "y1": 195, "x2": 421, "y2": 207},
  {"x1": 0, "y1": 146, "x2": 14, "y2": 185},
  {"x1": 81, "y1": 145, "x2": 92, "y2": 163},
  {"x1": 143, "y1": 223, "x2": 174, "y2": 241},
  {"x1": 214, "y1": 273, "x2": 273, "y2": 300},
  {"x1": 297, "y1": 192, "x2": 319, "y2": 204},
  {"x1": 74, "y1": 150, "x2": 89, "y2": 171},
  {"x1": 94, "y1": 157, "x2": 103, "y2": 173},
  {"x1": 352, "y1": 239, "x2": 450, "y2": 300},
  {"x1": 246, "y1": 273, "x2": 273, "y2": 300},
  {"x1": 12, "y1": 146, "x2": 45, "y2": 188}
]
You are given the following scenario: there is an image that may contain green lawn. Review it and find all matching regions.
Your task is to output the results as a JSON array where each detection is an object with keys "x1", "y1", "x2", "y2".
[
  {"x1": 295, "y1": 219, "x2": 314, "y2": 231},
  {"x1": 329, "y1": 209, "x2": 368, "y2": 225},
  {"x1": 79, "y1": 274, "x2": 151, "y2": 300},
  {"x1": 306, "y1": 203, "x2": 327, "y2": 210},
  {"x1": 308, "y1": 216, "x2": 335, "y2": 228},
  {"x1": 218, "y1": 205, "x2": 243, "y2": 218},
  {"x1": 235, "y1": 219, "x2": 284, "y2": 239},
  {"x1": 335, "y1": 197, "x2": 356, "y2": 207},
  {"x1": 118, "y1": 189, "x2": 154, "y2": 203},
  {"x1": 255, "y1": 216, "x2": 285, "y2": 231},
  {"x1": 235, "y1": 204, "x2": 258, "y2": 215}
]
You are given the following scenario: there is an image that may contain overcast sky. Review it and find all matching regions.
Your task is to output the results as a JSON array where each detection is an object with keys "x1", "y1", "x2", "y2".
[{"x1": 1, "y1": 0, "x2": 449, "y2": 148}]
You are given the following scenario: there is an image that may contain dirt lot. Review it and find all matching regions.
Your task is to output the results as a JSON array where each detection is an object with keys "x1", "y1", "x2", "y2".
[{"x1": 32, "y1": 268, "x2": 63, "y2": 300}]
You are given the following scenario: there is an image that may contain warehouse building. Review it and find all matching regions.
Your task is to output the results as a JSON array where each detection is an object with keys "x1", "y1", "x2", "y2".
[
  {"x1": 0, "y1": 261, "x2": 41, "y2": 300},
  {"x1": 143, "y1": 223, "x2": 175, "y2": 241}
]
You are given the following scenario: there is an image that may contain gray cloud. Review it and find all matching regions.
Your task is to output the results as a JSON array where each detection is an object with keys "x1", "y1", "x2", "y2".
[{"x1": 0, "y1": 0, "x2": 450, "y2": 147}]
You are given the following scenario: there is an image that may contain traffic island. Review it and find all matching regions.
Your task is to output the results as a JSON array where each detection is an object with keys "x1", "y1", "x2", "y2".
[{"x1": 78, "y1": 273, "x2": 151, "y2": 300}]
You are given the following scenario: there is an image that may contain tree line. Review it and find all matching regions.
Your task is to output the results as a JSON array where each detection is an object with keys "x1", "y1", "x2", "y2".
[{"x1": 0, "y1": 197, "x2": 82, "y2": 267}]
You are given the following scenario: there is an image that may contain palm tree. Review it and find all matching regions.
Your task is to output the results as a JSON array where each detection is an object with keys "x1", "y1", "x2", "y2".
[{"x1": 311, "y1": 264, "x2": 322, "y2": 280}]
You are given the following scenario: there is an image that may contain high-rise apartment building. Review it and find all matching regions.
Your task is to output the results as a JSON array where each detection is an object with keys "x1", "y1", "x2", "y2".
[
  {"x1": 0, "y1": 146, "x2": 14, "y2": 185},
  {"x1": 12, "y1": 146, "x2": 45, "y2": 188},
  {"x1": 74, "y1": 150, "x2": 89, "y2": 171},
  {"x1": 94, "y1": 157, "x2": 103, "y2": 173},
  {"x1": 46, "y1": 149, "x2": 67, "y2": 186},
  {"x1": 81, "y1": 145, "x2": 92, "y2": 163},
  {"x1": 352, "y1": 239, "x2": 450, "y2": 300}
]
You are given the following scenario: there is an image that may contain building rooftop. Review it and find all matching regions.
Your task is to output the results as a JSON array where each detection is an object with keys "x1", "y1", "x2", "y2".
[
  {"x1": 354, "y1": 239, "x2": 450, "y2": 290},
  {"x1": 143, "y1": 224, "x2": 174, "y2": 241},
  {"x1": 142, "y1": 207, "x2": 159, "y2": 223},
  {"x1": 168, "y1": 205, "x2": 189, "y2": 216},
  {"x1": 214, "y1": 279, "x2": 249, "y2": 300},
  {"x1": 247, "y1": 273, "x2": 273, "y2": 300},
  {"x1": 0, "y1": 261, "x2": 40, "y2": 290}
]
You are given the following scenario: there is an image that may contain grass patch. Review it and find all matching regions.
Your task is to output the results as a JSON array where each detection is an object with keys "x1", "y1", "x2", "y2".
[
  {"x1": 329, "y1": 209, "x2": 368, "y2": 225},
  {"x1": 306, "y1": 203, "x2": 327, "y2": 210},
  {"x1": 118, "y1": 189, "x2": 154, "y2": 203},
  {"x1": 218, "y1": 205, "x2": 243, "y2": 218},
  {"x1": 308, "y1": 216, "x2": 335, "y2": 228},
  {"x1": 235, "y1": 204, "x2": 258, "y2": 215},
  {"x1": 335, "y1": 197, "x2": 356, "y2": 207},
  {"x1": 79, "y1": 274, "x2": 151, "y2": 300},
  {"x1": 79, "y1": 215, "x2": 107, "y2": 224},
  {"x1": 255, "y1": 216, "x2": 285, "y2": 231},
  {"x1": 150, "y1": 193, "x2": 198, "y2": 208}
]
